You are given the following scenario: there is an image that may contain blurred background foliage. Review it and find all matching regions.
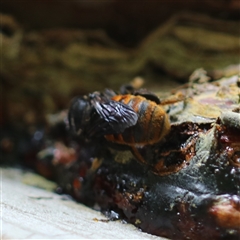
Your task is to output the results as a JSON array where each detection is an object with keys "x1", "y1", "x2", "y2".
[{"x1": 1, "y1": 0, "x2": 240, "y2": 127}]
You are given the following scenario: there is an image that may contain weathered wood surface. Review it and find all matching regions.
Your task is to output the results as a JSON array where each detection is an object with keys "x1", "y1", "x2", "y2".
[{"x1": 1, "y1": 168, "x2": 166, "y2": 239}]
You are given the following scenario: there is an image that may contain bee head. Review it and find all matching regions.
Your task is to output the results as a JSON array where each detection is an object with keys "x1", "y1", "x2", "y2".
[{"x1": 68, "y1": 96, "x2": 92, "y2": 136}]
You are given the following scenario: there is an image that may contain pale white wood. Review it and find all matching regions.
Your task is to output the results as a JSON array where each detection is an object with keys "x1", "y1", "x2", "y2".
[{"x1": 1, "y1": 168, "x2": 167, "y2": 239}]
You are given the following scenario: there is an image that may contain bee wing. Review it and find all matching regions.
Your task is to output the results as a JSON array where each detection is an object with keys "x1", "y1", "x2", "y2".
[{"x1": 92, "y1": 99, "x2": 138, "y2": 134}]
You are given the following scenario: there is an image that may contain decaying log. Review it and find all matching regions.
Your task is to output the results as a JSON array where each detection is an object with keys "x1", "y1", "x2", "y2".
[{"x1": 7, "y1": 73, "x2": 238, "y2": 240}]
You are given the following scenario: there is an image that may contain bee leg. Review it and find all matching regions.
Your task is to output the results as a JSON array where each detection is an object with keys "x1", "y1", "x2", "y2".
[
  {"x1": 130, "y1": 146, "x2": 147, "y2": 165},
  {"x1": 133, "y1": 89, "x2": 161, "y2": 104}
]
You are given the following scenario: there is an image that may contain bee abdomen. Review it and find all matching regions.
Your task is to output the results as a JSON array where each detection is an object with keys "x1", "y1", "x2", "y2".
[{"x1": 106, "y1": 95, "x2": 170, "y2": 146}]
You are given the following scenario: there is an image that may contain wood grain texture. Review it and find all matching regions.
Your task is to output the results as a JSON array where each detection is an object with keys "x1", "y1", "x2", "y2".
[{"x1": 1, "y1": 168, "x2": 167, "y2": 239}]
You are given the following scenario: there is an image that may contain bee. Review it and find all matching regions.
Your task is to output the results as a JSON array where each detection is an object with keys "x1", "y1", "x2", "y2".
[
  {"x1": 68, "y1": 89, "x2": 171, "y2": 166},
  {"x1": 104, "y1": 94, "x2": 170, "y2": 146}
]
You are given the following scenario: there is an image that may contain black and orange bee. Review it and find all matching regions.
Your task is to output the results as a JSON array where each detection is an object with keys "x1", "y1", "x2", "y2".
[{"x1": 68, "y1": 88, "x2": 171, "y2": 165}]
